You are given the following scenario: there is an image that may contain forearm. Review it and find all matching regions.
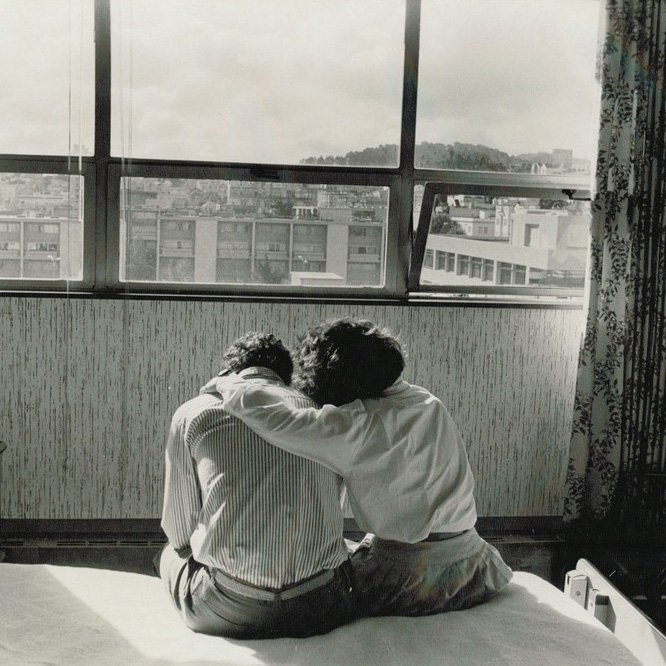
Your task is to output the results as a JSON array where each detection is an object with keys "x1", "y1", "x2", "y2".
[{"x1": 217, "y1": 375, "x2": 366, "y2": 473}]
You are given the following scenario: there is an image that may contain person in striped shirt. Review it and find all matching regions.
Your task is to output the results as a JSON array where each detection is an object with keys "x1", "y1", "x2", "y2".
[
  {"x1": 157, "y1": 332, "x2": 356, "y2": 639},
  {"x1": 210, "y1": 318, "x2": 512, "y2": 618}
]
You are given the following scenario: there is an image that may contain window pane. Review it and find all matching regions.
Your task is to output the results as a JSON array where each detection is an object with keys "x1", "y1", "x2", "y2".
[
  {"x1": 111, "y1": 0, "x2": 404, "y2": 166},
  {"x1": 0, "y1": 173, "x2": 84, "y2": 280},
  {"x1": 419, "y1": 191, "x2": 590, "y2": 290},
  {"x1": 416, "y1": 0, "x2": 600, "y2": 176},
  {"x1": 0, "y1": 1, "x2": 94, "y2": 156},
  {"x1": 120, "y1": 178, "x2": 389, "y2": 287}
]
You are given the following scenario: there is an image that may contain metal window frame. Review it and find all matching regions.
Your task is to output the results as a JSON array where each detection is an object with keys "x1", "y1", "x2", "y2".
[
  {"x1": 0, "y1": 0, "x2": 594, "y2": 303},
  {"x1": 0, "y1": 157, "x2": 96, "y2": 291},
  {"x1": 409, "y1": 174, "x2": 592, "y2": 297},
  {"x1": 106, "y1": 161, "x2": 402, "y2": 297}
]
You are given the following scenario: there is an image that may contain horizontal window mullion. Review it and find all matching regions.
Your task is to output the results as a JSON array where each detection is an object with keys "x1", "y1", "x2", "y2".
[
  {"x1": 0, "y1": 157, "x2": 96, "y2": 175},
  {"x1": 112, "y1": 159, "x2": 401, "y2": 185},
  {"x1": 413, "y1": 284, "x2": 583, "y2": 298},
  {"x1": 101, "y1": 281, "x2": 396, "y2": 299},
  {"x1": 414, "y1": 169, "x2": 591, "y2": 198},
  {"x1": 0, "y1": 279, "x2": 89, "y2": 292}
]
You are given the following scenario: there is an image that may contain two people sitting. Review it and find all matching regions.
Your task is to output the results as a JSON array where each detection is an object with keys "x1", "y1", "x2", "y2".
[{"x1": 157, "y1": 318, "x2": 512, "y2": 639}]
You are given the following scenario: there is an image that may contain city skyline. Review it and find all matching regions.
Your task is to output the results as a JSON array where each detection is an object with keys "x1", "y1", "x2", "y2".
[{"x1": 0, "y1": 172, "x2": 590, "y2": 291}]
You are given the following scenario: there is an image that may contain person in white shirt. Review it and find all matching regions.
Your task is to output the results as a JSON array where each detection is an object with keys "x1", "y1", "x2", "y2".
[{"x1": 209, "y1": 318, "x2": 512, "y2": 617}]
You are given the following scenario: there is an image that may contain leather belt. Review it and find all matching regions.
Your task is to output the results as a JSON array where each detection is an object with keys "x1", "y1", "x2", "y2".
[
  {"x1": 421, "y1": 530, "x2": 467, "y2": 542},
  {"x1": 210, "y1": 567, "x2": 334, "y2": 601}
]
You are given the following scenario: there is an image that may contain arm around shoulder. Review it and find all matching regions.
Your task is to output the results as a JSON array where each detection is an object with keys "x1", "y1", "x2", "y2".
[{"x1": 216, "y1": 375, "x2": 367, "y2": 473}]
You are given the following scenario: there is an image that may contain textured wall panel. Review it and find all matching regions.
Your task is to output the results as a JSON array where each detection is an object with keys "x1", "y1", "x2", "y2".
[{"x1": 0, "y1": 297, "x2": 583, "y2": 519}]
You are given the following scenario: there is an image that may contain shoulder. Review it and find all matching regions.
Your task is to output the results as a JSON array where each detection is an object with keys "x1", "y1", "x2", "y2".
[
  {"x1": 366, "y1": 380, "x2": 441, "y2": 409},
  {"x1": 242, "y1": 378, "x2": 316, "y2": 409},
  {"x1": 170, "y1": 393, "x2": 226, "y2": 431}
]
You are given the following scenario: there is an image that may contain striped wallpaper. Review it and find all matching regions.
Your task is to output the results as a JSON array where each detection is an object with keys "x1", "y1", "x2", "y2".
[{"x1": 0, "y1": 297, "x2": 583, "y2": 519}]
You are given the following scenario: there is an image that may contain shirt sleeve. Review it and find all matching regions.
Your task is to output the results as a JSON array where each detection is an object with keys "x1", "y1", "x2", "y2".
[
  {"x1": 216, "y1": 374, "x2": 368, "y2": 475},
  {"x1": 160, "y1": 412, "x2": 201, "y2": 550}
]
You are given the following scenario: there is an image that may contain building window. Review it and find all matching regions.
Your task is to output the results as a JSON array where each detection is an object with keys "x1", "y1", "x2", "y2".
[
  {"x1": 498, "y1": 262, "x2": 513, "y2": 285},
  {"x1": 482, "y1": 259, "x2": 494, "y2": 282},
  {"x1": 514, "y1": 265, "x2": 526, "y2": 285},
  {"x1": 525, "y1": 224, "x2": 540, "y2": 247}
]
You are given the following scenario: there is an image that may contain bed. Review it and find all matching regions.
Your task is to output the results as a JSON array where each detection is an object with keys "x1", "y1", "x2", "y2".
[{"x1": 0, "y1": 560, "x2": 662, "y2": 666}]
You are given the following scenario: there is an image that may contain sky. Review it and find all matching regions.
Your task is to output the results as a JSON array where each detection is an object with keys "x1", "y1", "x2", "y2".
[{"x1": 0, "y1": 0, "x2": 601, "y2": 164}]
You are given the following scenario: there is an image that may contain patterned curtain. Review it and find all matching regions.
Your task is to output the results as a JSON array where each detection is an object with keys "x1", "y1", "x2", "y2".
[{"x1": 564, "y1": 0, "x2": 666, "y2": 540}]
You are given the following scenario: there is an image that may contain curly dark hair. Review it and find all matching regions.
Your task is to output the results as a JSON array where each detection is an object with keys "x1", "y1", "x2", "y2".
[
  {"x1": 293, "y1": 318, "x2": 405, "y2": 406},
  {"x1": 220, "y1": 332, "x2": 293, "y2": 385}
]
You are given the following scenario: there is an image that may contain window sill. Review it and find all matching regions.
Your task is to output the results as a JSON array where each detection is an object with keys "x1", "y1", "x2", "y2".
[{"x1": 0, "y1": 287, "x2": 584, "y2": 309}]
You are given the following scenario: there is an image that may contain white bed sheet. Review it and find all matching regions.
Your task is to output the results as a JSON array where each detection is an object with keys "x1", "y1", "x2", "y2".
[{"x1": 0, "y1": 563, "x2": 642, "y2": 666}]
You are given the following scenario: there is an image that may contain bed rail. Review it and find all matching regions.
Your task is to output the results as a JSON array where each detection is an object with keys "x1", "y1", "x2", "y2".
[{"x1": 565, "y1": 558, "x2": 666, "y2": 665}]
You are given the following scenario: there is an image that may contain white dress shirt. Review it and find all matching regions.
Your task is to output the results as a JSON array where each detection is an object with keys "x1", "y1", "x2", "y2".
[
  {"x1": 161, "y1": 367, "x2": 348, "y2": 588},
  {"x1": 213, "y1": 372, "x2": 478, "y2": 543}
]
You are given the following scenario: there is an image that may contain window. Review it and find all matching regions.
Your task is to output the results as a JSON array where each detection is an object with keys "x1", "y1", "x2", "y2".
[
  {"x1": 0, "y1": 1, "x2": 94, "y2": 156},
  {"x1": 111, "y1": 0, "x2": 404, "y2": 165},
  {"x1": 2, "y1": 0, "x2": 599, "y2": 299},
  {"x1": 411, "y1": 179, "x2": 591, "y2": 296},
  {"x1": 0, "y1": 173, "x2": 85, "y2": 281},
  {"x1": 416, "y1": 0, "x2": 600, "y2": 179},
  {"x1": 119, "y1": 177, "x2": 388, "y2": 287}
]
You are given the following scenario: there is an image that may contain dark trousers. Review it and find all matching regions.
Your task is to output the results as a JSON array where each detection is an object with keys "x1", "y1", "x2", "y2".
[{"x1": 157, "y1": 544, "x2": 357, "y2": 639}]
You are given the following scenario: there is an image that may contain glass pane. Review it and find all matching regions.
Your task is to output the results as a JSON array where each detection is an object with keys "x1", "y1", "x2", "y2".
[
  {"x1": 120, "y1": 178, "x2": 389, "y2": 287},
  {"x1": 0, "y1": 173, "x2": 84, "y2": 280},
  {"x1": 418, "y1": 190, "x2": 590, "y2": 290},
  {"x1": 111, "y1": 0, "x2": 404, "y2": 166},
  {"x1": 416, "y1": 0, "x2": 601, "y2": 176},
  {"x1": 0, "y1": 1, "x2": 94, "y2": 156}
]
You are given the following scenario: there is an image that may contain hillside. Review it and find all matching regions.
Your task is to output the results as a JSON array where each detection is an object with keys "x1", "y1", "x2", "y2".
[{"x1": 300, "y1": 141, "x2": 534, "y2": 172}]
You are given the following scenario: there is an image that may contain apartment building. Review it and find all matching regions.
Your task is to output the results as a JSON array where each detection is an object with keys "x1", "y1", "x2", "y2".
[
  {"x1": 422, "y1": 207, "x2": 588, "y2": 288},
  {"x1": 122, "y1": 210, "x2": 385, "y2": 286},
  {"x1": 0, "y1": 216, "x2": 82, "y2": 280}
]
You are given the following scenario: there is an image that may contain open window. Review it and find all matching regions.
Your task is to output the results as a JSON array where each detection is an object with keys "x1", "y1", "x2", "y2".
[{"x1": 410, "y1": 176, "x2": 592, "y2": 298}]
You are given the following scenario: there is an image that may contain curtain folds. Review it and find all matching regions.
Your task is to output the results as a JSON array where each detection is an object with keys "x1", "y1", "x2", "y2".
[{"x1": 564, "y1": 0, "x2": 666, "y2": 538}]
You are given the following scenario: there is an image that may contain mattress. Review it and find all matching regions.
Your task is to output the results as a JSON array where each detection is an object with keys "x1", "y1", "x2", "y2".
[{"x1": 0, "y1": 563, "x2": 642, "y2": 665}]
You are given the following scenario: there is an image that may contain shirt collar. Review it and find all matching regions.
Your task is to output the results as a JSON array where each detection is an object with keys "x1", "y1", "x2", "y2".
[
  {"x1": 381, "y1": 377, "x2": 408, "y2": 396},
  {"x1": 234, "y1": 366, "x2": 285, "y2": 383}
]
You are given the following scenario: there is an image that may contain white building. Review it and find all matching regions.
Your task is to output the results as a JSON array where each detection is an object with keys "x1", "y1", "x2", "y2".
[{"x1": 422, "y1": 208, "x2": 588, "y2": 288}]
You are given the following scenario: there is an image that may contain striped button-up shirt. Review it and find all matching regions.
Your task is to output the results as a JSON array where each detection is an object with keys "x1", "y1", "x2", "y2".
[{"x1": 160, "y1": 367, "x2": 348, "y2": 589}]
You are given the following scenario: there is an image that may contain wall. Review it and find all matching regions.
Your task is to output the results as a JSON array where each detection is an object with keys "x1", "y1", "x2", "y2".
[{"x1": 0, "y1": 297, "x2": 583, "y2": 519}]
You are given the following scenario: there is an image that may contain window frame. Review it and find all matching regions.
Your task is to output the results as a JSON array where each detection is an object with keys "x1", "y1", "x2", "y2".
[
  {"x1": 0, "y1": 0, "x2": 595, "y2": 302},
  {"x1": 106, "y1": 162, "x2": 403, "y2": 296},
  {"x1": 409, "y1": 174, "x2": 591, "y2": 297},
  {"x1": 0, "y1": 158, "x2": 96, "y2": 291}
]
